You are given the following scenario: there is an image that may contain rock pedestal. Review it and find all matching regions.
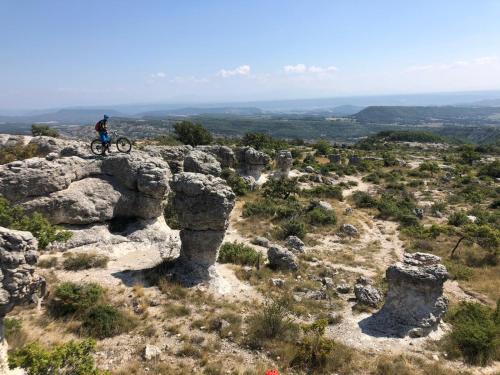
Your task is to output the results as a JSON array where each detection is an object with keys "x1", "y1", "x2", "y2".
[
  {"x1": 170, "y1": 173, "x2": 235, "y2": 284},
  {"x1": 183, "y1": 150, "x2": 222, "y2": 176},
  {"x1": 275, "y1": 150, "x2": 293, "y2": 178},
  {"x1": 0, "y1": 227, "x2": 44, "y2": 373},
  {"x1": 196, "y1": 145, "x2": 236, "y2": 169},
  {"x1": 236, "y1": 147, "x2": 270, "y2": 180},
  {"x1": 361, "y1": 252, "x2": 448, "y2": 337}
]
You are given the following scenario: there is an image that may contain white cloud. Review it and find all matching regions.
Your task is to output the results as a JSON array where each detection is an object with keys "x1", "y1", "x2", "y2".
[
  {"x1": 150, "y1": 72, "x2": 166, "y2": 79},
  {"x1": 217, "y1": 65, "x2": 251, "y2": 78},
  {"x1": 283, "y1": 64, "x2": 338, "y2": 74}
]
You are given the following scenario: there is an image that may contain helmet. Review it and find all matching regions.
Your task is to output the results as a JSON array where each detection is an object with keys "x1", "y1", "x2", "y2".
[{"x1": 103, "y1": 114, "x2": 109, "y2": 120}]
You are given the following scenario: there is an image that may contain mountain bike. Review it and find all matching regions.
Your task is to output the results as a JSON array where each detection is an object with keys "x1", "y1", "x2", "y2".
[{"x1": 90, "y1": 130, "x2": 132, "y2": 155}]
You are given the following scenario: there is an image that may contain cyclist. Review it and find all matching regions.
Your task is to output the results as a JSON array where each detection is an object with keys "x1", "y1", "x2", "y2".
[{"x1": 94, "y1": 115, "x2": 111, "y2": 155}]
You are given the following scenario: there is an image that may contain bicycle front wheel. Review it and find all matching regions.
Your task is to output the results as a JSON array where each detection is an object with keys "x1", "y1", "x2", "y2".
[
  {"x1": 116, "y1": 137, "x2": 132, "y2": 153},
  {"x1": 91, "y1": 139, "x2": 104, "y2": 155}
]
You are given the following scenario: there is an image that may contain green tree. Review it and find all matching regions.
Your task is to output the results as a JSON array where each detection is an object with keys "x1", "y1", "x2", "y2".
[
  {"x1": 173, "y1": 121, "x2": 212, "y2": 146},
  {"x1": 450, "y1": 223, "x2": 500, "y2": 262},
  {"x1": 313, "y1": 139, "x2": 331, "y2": 156},
  {"x1": 31, "y1": 124, "x2": 59, "y2": 138},
  {"x1": 459, "y1": 145, "x2": 481, "y2": 166},
  {"x1": 419, "y1": 161, "x2": 440, "y2": 177}
]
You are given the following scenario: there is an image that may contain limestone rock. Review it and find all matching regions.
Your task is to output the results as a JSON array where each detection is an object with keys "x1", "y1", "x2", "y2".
[
  {"x1": 340, "y1": 224, "x2": 359, "y2": 237},
  {"x1": 183, "y1": 150, "x2": 222, "y2": 176},
  {"x1": 236, "y1": 147, "x2": 270, "y2": 179},
  {"x1": 285, "y1": 235, "x2": 305, "y2": 253},
  {"x1": 142, "y1": 145, "x2": 192, "y2": 173},
  {"x1": 143, "y1": 344, "x2": 162, "y2": 360},
  {"x1": 196, "y1": 145, "x2": 236, "y2": 169},
  {"x1": 267, "y1": 244, "x2": 298, "y2": 271},
  {"x1": 275, "y1": 150, "x2": 293, "y2": 178},
  {"x1": 354, "y1": 284, "x2": 382, "y2": 307},
  {"x1": 305, "y1": 166, "x2": 316, "y2": 173},
  {"x1": 328, "y1": 154, "x2": 341, "y2": 164},
  {"x1": 362, "y1": 252, "x2": 448, "y2": 337},
  {"x1": 252, "y1": 236, "x2": 270, "y2": 248}
]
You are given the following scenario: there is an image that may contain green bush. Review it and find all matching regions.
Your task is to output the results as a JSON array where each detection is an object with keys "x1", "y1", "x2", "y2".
[
  {"x1": 479, "y1": 160, "x2": 500, "y2": 178},
  {"x1": 0, "y1": 142, "x2": 41, "y2": 164},
  {"x1": 49, "y1": 282, "x2": 104, "y2": 317},
  {"x1": 313, "y1": 140, "x2": 332, "y2": 156},
  {"x1": 445, "y1": 302, "x2": 500, "y2": 365},
  {"x1": 241, "y1": 132, "x2": 289, "y2": 152},
  {"x1": 0, "y1": 198, "x2": 72, "y2": 249},
  {"x1": 448, "y1": 211, "x2": 471, "y2": 227},
  {"x1": 62, "y1": 252, "x2": 109, "y2": 271},
  {"x1": 31, "y1": 124, "x2": 59, "y2": 137},
  {"x1": 174, "y1": 121, "x2": 212, "y2": 146},
  {"x1": 218, "y1": 242, "x2": 260, "y2": 266},
  {"x1": 9, "y1": 339, "x2": 103, "y2": 375},
  {"x1": 4, "y1": 318, "x2": 27, "y2": 350},
  {"x1": 352, "y1": 191, "x2": 378, "y2": 208},
  {"x1": 301, "y1": 185, "x2": 343, "y2": 201},
  {"x1": 81, "y1": 304, "x2": 135, "y2": 339},
  {"x1": 221, "y1": 168, "x2": 248, "y2": 196},
  {"x1": 262, "y1": 178, "x2": 299, "y2": 200},
  {"x1": 242, "y1": 197, "x2": 302, "y2": 219},
  {"x1": 281, "y1": 219, "x2": 306, "y2": 239},
  {"x1": 307, "y1": 207, "x2": 337, "y2": 226}
]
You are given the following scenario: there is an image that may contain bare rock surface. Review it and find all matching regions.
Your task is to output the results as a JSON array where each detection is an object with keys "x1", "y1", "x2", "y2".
[
  {"x1": 354, "y1": 284, "x2": 382, "y2": 307},
  {"x1": 142, "y1": 145, "x2": 192, "y2": 173},
  {"x1": 285, "y1": 235, "x2": 305, "y2": 253},
  {"x1": 236, "y1": 146, "x2": 270, "y2": 179},
  {"x1": 183, "y1": 149, "x2": 222, "y2": 176},
  {"x1": 360, "y1": 252, "x2": 448, "y2": 338},
  {"x1": 196, "y1": 145, "x2": 236, "y2": 169},
  {"x1": 275, "y1": 150, "x2": 293, "y2": 178}
]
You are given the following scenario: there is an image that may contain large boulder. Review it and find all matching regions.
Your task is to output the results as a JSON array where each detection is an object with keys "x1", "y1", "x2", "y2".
[
  {"x1": 361, "y1": 252, "x2": 448, "y2": 338},
  {"x1": 183, "y1": 150, "x2": 222, "y2": 176},
  {"x1": 170, "y1": 173, "x2": 235, "y2": 284},
  {"x1": 0, "y1": 153, "x2": 171, "y2": 225},
  {"x1": 354, "y1": 284, "x2": 382, "y2": 307},
  {"x1": 0, "y1": 227, "x2": 44, "y2": 373},
  {"x1": 267, "y1": 244, "x2": 298, "y2": 271},
  {"x1": 196, "y1": 145, "x2": 236, "y2": 169},
  {"x1": 236, "y1": 147, "x2": 270, "y2": 180},
  {"x1": 142, "y1": 145, "x2": 192, "y2": 173}
]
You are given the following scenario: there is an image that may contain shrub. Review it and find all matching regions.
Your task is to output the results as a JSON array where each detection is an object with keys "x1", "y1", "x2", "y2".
[
  {"x1": 352, "y1": 191, "x2": 377, "y2": 208},
  {"x1": 37, "y1": 256, "x2": 58, "y2": 268},
  {"x1": 81, "y1": 304, "x2": 135, "y2": 339},
  {"x1": 307, "y1": 207, "x2": 337, "y2": 226},
  {"x1": 0, "y1": 142, "x2": 41, "y2": 164},
  {"x1": 31, "y1": 124, "x2": 59, "y2": 137},
  {"x1": 479, "y1": 160, "x2": 500, "y2": 178},
  {"x1": 302, "y1": 185, "x2": 343, "y2": 201},
  {"x1": 62, "y1": 252, "x2": 109, "y2": 271},
  {"x1": 218, "y1": 242, "x2": 260, "y2": 266},
  {"x1": 221, "y1": 168, "x2": 248, "y2": 196},
  {"x1": 0, "y1": 198, "x2": 72, "y2": 249},
  {"x1": 174, "y1": 121, "x2": 212, "y2": 146},
  {"x1": 313, "y1": 139, "x2": 331, "y2": 156},
  {"x1": 262, "y1": 178, "x2": 299, "y2": 200},
  {"x1": 281, "y1": 219, "x2": 306, "y2": 239},
  {"x1": 9, "y1": 339, "x2": 102, "y2": 375},
  {"x1": 49, "y1": 282, "x2": 104, "y2": 317},
  {"x1": 444, "y1": 302, "x2": 499, "y2": 365},
  {"x1": 448, "y1": 211, "x2": 471, "y2": 227},
  {"x1": 4, "y1": 318, "x2": 27, "y2": 350}
]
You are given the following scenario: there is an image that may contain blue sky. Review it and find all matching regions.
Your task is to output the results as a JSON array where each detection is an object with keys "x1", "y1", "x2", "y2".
[{"x1": 2, "y1": 0, "x2": 500, "y2": 109}]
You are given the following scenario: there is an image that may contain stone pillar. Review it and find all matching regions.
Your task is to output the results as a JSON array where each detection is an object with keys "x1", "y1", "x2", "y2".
[
  {"x1": 236, "y1": 147, "x2": 270, "y2": 180},
  {"x1": 275, "y1": 150, "x2": 293, "y2": 178},
  {"x1": 328, "y1": 154, "x2": 341, "y2": 164},
  {"x1": 362, "y1": 252, "x2": 448, "y2": 338},
  {"x1": 170, "y1": 173, "x2": 235, "y2": 285}
]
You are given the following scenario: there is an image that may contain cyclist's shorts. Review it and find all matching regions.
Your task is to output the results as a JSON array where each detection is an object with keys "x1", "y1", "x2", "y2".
[{"x1": 99, "y1": 132, "x2": 110, "y2": 144}]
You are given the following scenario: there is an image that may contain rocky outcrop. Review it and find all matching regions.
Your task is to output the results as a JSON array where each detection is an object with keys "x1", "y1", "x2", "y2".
[
  {"x1": 236, "y1": 147, "x2": 270, "y2": 180},
  {"x1": 361, "y1": 252, "x2": 448, "y2": 338},
  {"x1": 0, "y1": 153, "x2": 171, "y2": 225},
  {"x1": 285, "y1": 235, "x2": 305, "y2": 253},
  {"x1": 142, "y1": 145, "x2": 192, "y2": 173},
  {"x1": 267, "y1": 244, "x2": 298, "y2": 271},
  {"x1": 328, "y1": 154, "x2": 341, "y2": 164},
  {"x1": 196, "y1": 145, "x2": 236, "y2": 169},
  {"x1": 275, "y1": 150, "x2": 293, "y2": 178},
  {"x1": 340, "y1": 223, "x2": 359, "y2": 237},
  {"x1": 170, "y1": 173, "x2": 235, "y2": 284},
  {"x1": 183, "y1": 150, "x2": 222, "y2": 176},
  {"x1": 354, "y1": 284, "x2": 382, "y2": 307},
  {"x1": 0, "y1": 227, "x2": 44, "y2": 373}
]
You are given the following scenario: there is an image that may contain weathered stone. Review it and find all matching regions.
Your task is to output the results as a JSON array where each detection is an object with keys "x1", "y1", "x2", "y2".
[
  {"x1": 271, "y1": 278, "x2": 285, "y2": 287},
  {"x1": 275, "y1": 150, "x2": 293, "y2": 178},
  {"x1": 285, "y1": 235, "x2": 305, "y2": 253},
  {"x1": 304, "y1": 166, "x2": 315, "y2": 173},
  {"x1": 361, "y1": 252, "x2": 448, "y2": 337},
  {"x1": 252, "y1": 236, "x2": 270, "y2": 248},
  {"x1": 354, "y1": 284, "x2": 382, "y2": 307},
  {"x1": 348, "y1": 155, "x2": 361, "y2": 165},
  {"x1": 236, "y1": 147, "x2": 270, "y2": 179},
  {"x1": 142, "y1": 145, "x2": 192, "y2": 173},
  {"x1": 340, "y1": 224, "x2": 359, "y2": 237},
  {"x1": 328, "y1": 154, "x2": 341, "y2": 164},
  {"x1": 196, "y1": 145, "x2": 236, "y2": 169},
  {"x1": 267, "y1": 245, "x2": 298, "y2": 271},
  {"x1": 336, "y1": 283, "x2": 351, "y2": 294},
  {"x1": 143, "y1": 344, "x2": 162, "y2": 360},
  {"x1": 183, "y1": 149, "x2": 222, "y2": 176}
]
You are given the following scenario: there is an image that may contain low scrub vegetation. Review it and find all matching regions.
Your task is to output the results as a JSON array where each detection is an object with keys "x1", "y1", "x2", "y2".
[
  {"x1": 218, "y1": 241, "x2": 260, "y2": 266},
  {"x1": 81, "y1": 304, "x2": 136, "y2": 339},
  {"x1": 62, "y1": 252, "x2": 109, "y2": 271}
]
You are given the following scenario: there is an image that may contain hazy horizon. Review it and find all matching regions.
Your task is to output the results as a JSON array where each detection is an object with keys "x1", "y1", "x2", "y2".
[{"x1": 2, "y1": 0, "x2": 500, "y2": 109}]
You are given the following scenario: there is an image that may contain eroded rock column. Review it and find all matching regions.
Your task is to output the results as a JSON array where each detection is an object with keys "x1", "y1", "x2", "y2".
[
  {"x1": 363, "y1": 252, "x2": 448, "y2": 337},
  {"x1": 275, "y1": 150, "x2": 293, "y2": 178},
  {"x1": 0, "y1": 227, "x2": 44, "y2": 372},
  {"x1": 170, "y1": 173, "x2": 235, "y2": 284}
]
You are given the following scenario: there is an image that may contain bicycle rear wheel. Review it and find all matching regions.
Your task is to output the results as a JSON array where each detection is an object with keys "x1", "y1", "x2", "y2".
[
  {"x1": 116, "y1": 137, "x2": 132, "y2": 153},
  {"x1": 91, "y1": 139, "x2": 104, "y2": 155}
]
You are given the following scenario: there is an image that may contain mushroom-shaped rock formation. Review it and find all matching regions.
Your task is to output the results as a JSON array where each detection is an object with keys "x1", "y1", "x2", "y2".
[
  {"x1": 196, "y1": 145, "x2": 236, "y2": 169},
  {"x1": 360, "y1": 252, "x2": 448, "y2": 338},
  {"x1": 236, "y1": 146, "x2": 270, "y2": 180},
  {"x1": 170, "y1": 172, "x2": 235, "y2": 284},
  {"x1": 142, "y1": 145, "x2": 193, "y2": 173},
  {"x1": 0, "y1": 227, "x2": 44, "y2": 373},
  {"x1": 275, "y1": 150, "x2": 293, "y2": 178},
  {"x1": 183, "y1": 149, "x2": 222, "y2": 176}
]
